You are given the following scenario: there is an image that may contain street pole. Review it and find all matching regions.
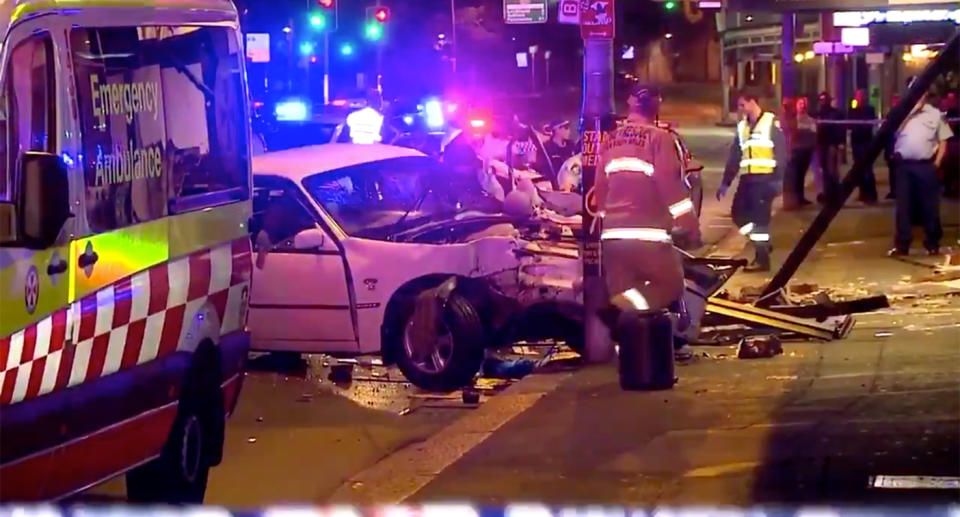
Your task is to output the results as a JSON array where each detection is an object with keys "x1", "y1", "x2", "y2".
[
  {"x1": 781, "y1": 12, "x2": 796, "y2": 103},
  {"x1": 450, "y1": 0, "x2": 458, "y2": 75},
  {"x1": 324, "y1": 32, "x2": 330, "y2": 105},
  {"x1": 580, "y1": 36, "x2": 615, "y2": 363}
]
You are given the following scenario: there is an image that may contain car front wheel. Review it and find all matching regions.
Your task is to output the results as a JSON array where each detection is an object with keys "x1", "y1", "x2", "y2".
[{"x1": 395, "y1": 292, "x2": 486, "y2": 392}]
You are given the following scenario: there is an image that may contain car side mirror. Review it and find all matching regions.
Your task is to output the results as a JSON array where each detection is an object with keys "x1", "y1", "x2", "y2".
[
  {"x1": 20, "y1": 152, "x2": 71, "y2": 249},
  {"x1": 293, "y1": 228, "x2": 326, "y2": 251}
]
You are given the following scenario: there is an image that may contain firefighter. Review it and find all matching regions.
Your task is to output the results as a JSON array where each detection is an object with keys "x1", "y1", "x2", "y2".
[
  {"x1": 718, "y1": 92, "x2": 788, "y2": 272},
  {"x1": 595, "y1": 86, "x2": 702, "y2": 390}
]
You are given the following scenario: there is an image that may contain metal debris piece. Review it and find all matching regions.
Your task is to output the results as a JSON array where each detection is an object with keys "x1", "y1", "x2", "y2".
[
  {"x1": 874, "y1": 331, "x2": 894, "y2": 338},
  {"x1": 737, "y1": 335, "x2": 783, "y2": 359},
  {"x1": 247, "y1": 437, "x2": 257, "y2": 444},
  {"x1": 398, "y1": 407, "x2": 413, "y2": 416}
]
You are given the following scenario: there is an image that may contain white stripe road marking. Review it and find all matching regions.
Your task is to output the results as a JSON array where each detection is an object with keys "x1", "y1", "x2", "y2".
[
  {"x1": 871, "y1": 475, "x2": 960, "y2": 490},
  {"x1": 68, "y1": 339, "x2": 93, "y2": 387},
  {"x1": 210, "y1": 244, "x2": 232, "y2": 294},
  {"x1": 6, "y1": 331, "x2": 23, "y2": 370},
  {"x1": 329, "y1": 373, "x2": 572, "y2": 504},
  {"x1": 168, "y1": 257, "x2": 190, "y2": 308},
  {"x1": 130, "y1": 270, "x2": 151, "y2": 321},
  {"x1": 94, "y1": 285, "x2": 115, "y2": 338},
  {"x1": 138, "y1": 312, "x2": 165, "y2": 364},
  {"x1": 101, "y1": 325, "x2": 129, "y2": 376},
  {"x1": 34, "y1": 315, "x2": 53, "y2": 360},
  {"x1": 39, "y1": 349, "x2": 61, "y2": 396},
  {"x1": 11, "y1": 361, "x2": 32, "y2": 403}
]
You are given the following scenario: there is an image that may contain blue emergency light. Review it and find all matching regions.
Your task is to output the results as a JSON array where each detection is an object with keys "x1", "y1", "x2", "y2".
[
  {"x1": 275, "y1": 100, "x2": 309, "y2": 122},
  {"x1": 424, "y1": 99, "x2": 444, "y2": 129}
]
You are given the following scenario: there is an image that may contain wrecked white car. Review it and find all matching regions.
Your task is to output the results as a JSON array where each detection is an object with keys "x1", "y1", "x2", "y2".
[{"x1": 249, "y1": 144, "x2": 584, "y2": 391}]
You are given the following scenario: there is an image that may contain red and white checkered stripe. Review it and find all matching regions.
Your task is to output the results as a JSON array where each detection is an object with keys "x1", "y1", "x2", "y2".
[{"x1": 0, "y1": 239, "x2": 252, "y2": 406}]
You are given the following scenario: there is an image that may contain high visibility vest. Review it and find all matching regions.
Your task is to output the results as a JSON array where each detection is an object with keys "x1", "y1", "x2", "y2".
[{"x1": 737, "y1": 112, "x2": 778, "y2": 174}]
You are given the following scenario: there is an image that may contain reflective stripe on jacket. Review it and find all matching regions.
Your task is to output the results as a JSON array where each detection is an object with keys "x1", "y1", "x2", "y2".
[
  {"x1": 737, "y1": 112, "x2": 778, "y2": 174},
  {"x1": 594, "y1": 122, "x2": 699, "y2": 241}
]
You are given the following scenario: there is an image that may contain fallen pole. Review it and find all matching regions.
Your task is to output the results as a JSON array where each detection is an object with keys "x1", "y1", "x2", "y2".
[{"x1": 760, "y1": 33, "x2": 960, "y2": 302}]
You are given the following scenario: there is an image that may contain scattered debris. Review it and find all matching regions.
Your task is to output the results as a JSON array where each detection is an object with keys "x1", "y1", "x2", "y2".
[
  {"x1": 481, "y1": 357, "x2": 536, "y2": 379},
  {"x1": 329, "y1": 363, "x2": 354, "y2": 384},
  {"x1": 461, "y1": 389, "x2": 481, "y2": 404},
  {"x1": 737, "y1": 335, "x2": 783, "y2": 359},
  {"x1": 789, "y1": 283, "x2": 819, "y2": 296},
  {"x1": 398, "y1": 407, "x2": 413, "y2": 416}
]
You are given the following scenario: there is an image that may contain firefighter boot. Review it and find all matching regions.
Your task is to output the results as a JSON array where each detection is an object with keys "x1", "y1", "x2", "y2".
[
  {"x1": 745, "y1": 246, "x2": 771, "y2": 272},
  {"x1": 616, "y1": 310, "x2": 676, "y2": 391}
]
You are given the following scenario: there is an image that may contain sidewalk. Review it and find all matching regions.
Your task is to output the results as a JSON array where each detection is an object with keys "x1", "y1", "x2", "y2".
[{"x1": 404, "y1": 196, "x2": 960, "y2": 506}]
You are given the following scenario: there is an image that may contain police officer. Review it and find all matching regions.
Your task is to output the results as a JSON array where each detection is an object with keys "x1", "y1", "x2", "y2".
[
  {"x1": 595, "y1": 86, "x2": 702, "y2": 390},
  {"x1": 718, "y1": 92, "x2": 787, "y2": 272},
  {"x1": 889, "y1": 79, "x2": 954, "y2": 256}
]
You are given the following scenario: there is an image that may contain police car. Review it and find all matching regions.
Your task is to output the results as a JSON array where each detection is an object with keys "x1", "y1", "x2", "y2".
[
  {"x1": 249, "y1": 144, "x2": 582, "y2": 391},
  {"x1": 0, "y1": 0, "x2": 253, "y2": 501}
]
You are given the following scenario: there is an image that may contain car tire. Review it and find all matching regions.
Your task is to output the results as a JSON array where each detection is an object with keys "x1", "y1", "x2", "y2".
[
  {"x1": 395, "y1": 292, "x2": 485, "y2": 392},
  {"x1": 126, "y1": 350, "x2": 223, "y2": 504}
]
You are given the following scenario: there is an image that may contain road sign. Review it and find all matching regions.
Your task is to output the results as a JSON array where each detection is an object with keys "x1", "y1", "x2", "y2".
[
  {"x1": 580, "y1": 0, "x2": 615, "y2": 39},
  {"x1": 558, "y1": 0, "x2": 579, "y2": 24},
  {"x1": 246, "y1": 33, "x2": 270, "y2": 63},
  {"x1": 504, "y1": 0, "x2": 548, "y2": 24}
]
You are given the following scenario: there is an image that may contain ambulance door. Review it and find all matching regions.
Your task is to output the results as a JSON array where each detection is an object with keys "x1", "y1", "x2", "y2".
[
  {"x1": 0, "y1": 28, "x2": 73, "y2": 500},
  {"x1": 249, "y1": 176, "x2": 357, "y2": 351}
]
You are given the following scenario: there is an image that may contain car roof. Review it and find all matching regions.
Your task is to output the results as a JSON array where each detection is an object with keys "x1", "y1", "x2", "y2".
[
  {"x1": 252, "y1": 143, "x2": 428, "y2": 183},
  {"x1": 0, "y1": 0, "x2": 238, "y2": 37}
]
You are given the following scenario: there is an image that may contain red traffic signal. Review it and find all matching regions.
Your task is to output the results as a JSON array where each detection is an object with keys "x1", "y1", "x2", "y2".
[
  {"x1": 317, "y1": 0, "x2": 334, "y2": 8},
  {"x1": 373, "y1": 6, "x2": 389, "y2": 22}
]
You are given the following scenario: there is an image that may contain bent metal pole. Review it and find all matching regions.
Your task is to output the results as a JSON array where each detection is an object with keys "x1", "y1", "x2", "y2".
[{"x1": 760, "y1": 33, "x2": 960, "y2": 302}]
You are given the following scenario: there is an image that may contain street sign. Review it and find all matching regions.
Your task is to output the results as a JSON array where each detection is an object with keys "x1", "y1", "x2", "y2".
[
  {"x1": 504, "y1": 0, "x2": 548, "y2": 24},
  {"x1": 580, "y1": 0, "x2": 615, "y2": 39},
  {"x1": 246, "y1": 33, "x2": 270, "y2": 63},
  {"x1": 558, "y1": 0, "x2": 580, "y2": 24},
  {"x1": 813, "y1": 41, "x2": 854, "y2": 54}
]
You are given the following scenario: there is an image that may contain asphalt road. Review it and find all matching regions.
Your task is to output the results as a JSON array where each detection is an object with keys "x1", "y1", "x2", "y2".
[{"x1": 77, "y1": 124, "x2": 959, "y2": 507}]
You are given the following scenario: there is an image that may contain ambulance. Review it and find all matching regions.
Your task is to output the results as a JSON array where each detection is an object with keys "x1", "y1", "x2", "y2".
[{"x1": 0, "y1": 0, "x2": 253, "y2": 502}]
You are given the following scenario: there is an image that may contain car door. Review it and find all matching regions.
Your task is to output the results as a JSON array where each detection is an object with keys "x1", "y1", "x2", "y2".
[
  {"x1": 0, "y1": 28, "x2": 72, "y2": 500},
  {"x1": 249, "y1": 176, "x2": 357, "y2": 351}
]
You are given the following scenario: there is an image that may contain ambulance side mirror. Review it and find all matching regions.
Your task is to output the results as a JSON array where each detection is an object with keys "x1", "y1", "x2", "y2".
[{"x1": 20, "y1": 152, "x2": 71, "y2": 249}]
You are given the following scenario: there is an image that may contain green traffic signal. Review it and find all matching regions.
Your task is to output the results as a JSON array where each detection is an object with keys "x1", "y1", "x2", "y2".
[
  {"x1": 664, "y1": 0, "x2": 677, "y2": 10},
  {"x1": 365, "y1": 22, "x2": 383, "y2": 40},
  {"x1": 309, "y1": 13, "x2": 326, "y2": 29}
]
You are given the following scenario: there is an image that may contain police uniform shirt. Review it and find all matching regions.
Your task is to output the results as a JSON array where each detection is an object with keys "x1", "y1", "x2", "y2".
[{"x1": 895, "y1": 103, "x2": 954, "y2": 160}]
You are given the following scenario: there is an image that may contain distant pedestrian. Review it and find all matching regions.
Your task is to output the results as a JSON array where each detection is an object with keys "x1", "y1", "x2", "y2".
[
  {"x1": 814, "y1": 91, "x2": 846, "y2": 204},
  {"x1": 888, "y1": 80, "x2": 954, "y2": 257},
  {"x1": 848, "y1": 89, "x2": 878, "y2": 204},
  {"x1": 940, "y1": 90, "x2": 959, "y2": 198},
  {"x1": 537, "y1": 119, "x2": 575, "y2": 185},
  {"x1": 784, "y1": 96, "x2": 816, "y2": 210},
  {"x1": 718, "y1": 92, "x2": 787, "y2": 272}
]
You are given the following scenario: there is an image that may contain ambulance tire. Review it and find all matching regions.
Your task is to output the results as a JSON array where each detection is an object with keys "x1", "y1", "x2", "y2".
[
  {"x1": 126, "y1": 345, "x2": 223, "y2": 504},
  {"x1": 395, "y1": 293, "x2": 485, "y2": 392}
]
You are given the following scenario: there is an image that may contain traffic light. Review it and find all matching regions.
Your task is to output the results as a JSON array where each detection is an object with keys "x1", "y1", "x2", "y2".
[
  {"x1": 340, "y1": 42, "x2": 354, "y2": 56},
  {"x1": 373, "y1": 6, "x2": 389, "y2": 23},
  {"x1": 365, "y1": 23, "x2": 383, "y2": 40},
  {"x1": 309, "y1": 12, "x2": 326, "y2": 30},
  {"x1": 317, "y1": 0, "x2": 334, "y2": 7},
  {"x1": 664, "y1": 0, "x2": 677, "y2": 11},
  {"x1": 299, "y1": 41, "x2": 315, "y2": 55}
]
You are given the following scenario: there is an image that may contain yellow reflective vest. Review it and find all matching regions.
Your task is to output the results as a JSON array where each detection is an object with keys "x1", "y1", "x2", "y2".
[{"x1": 737, "y1": 112, "x2": 778, "y2": 174}]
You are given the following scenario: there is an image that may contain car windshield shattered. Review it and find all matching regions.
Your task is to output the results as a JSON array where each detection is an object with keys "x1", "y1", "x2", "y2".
[{"x1": 302, "y1": 156, "x2": 498, "y2": 239}]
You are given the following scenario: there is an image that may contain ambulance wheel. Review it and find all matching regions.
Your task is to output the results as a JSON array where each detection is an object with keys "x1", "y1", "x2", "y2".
[
  {"x1": 127, "y1": 346, "x2": 224, "y2": 503},
  {"x1": 396, "y1": 292, "x2": 485, "y2": 392}
]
